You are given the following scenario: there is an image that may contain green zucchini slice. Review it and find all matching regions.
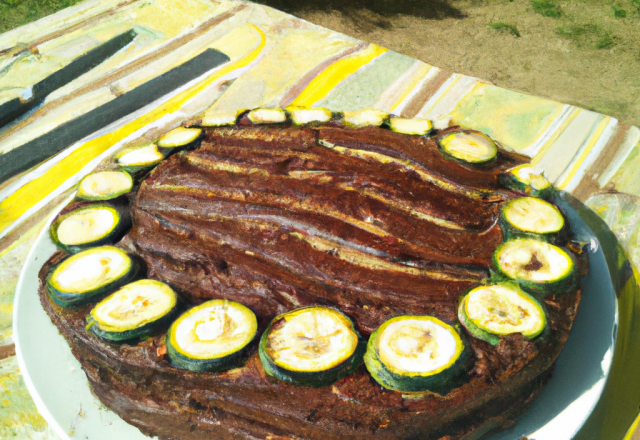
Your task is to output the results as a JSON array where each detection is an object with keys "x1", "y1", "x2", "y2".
[
  {"x1": 76, "y1": 171, "x2": 133, "y2": 201},
  {"x1": 47, "y1": 246, "x2": 138, "y2": 307},
  {"x1": 500, "y1": 197, "x2": 565, "y2": 241},
  {"x1": 157, "y1": 127, "x2": 203, "y2": 154},
  {"x1": 437, "y1": 130, "x2": 498, "y2": 164},
  {"x1": 341, "y1": 108, "x2": 388, "y2": 128},
  {"x1": 87, "y1": 279, "x2": 178, "y2": 342},
  {"x1": 288, "y1": 107, "x2": 332, "y2": 125},
  {"x1": 458, "y1": 284, "x2": 547, "y2": 346},
  {"x1": 50, "y1": 204, "x2": 130, "y2": 253},
  {"x1": 387, "y1": 117, "x2": 433, "y2": 136},
  {"x1": 364, "y1": 315, "x2": 467, "y2": 393},
  {"x1": 167, "y1": 299, "x2": 258, "y2": 372},
  {"x1": 494, "y1": 238, "x2": 577, "y2": 295},
  {"x1": 114, "y1": 144, "x2": 164, "y2": 172},
  {"x1": 259, "y1": 306, "x2": 365, "y2": 387},
  {"x1": 247, "y1": 108, "x2": 287, "y2": 124},
  {"x1": 499, "y1": 164, "x2": 553, "y2": 197}
]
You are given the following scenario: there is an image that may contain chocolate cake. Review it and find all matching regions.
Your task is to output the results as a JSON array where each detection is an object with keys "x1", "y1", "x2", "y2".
[{"x1": 38, "y1": 109, "x2": 584, "y2": 439}]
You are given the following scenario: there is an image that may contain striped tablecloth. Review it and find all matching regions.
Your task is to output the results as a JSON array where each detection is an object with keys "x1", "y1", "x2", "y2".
[{"x1": 1, "y1": 0, "x2": 639, "y2": 438}]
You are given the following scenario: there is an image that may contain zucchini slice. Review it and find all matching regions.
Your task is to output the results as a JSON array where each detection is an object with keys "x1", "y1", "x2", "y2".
[
  {"x1": 47, "y1": 246, "x2": 138, "y2": 307},
  {"x1": 87, "y1": 279, "x2": 178, "y2": 342},
  {"x1": 50, "y1": 204, "x2": 130, "y2": 254},
  {"x1": 387, "y1": 117, "x2": 433, "y2": 136},
  {"x1": 499, "y1": 164, "x2": 553, "y2": 197},
  {"x1": 458, "y1": 284, "x2": 547, "y2": 346},
  {"x1": 76, "y1": 171, "x2": 133, "y2": 201},
  {"x1": 167, "y1": 299, "x2": 258, "y2": 372},
  {"x1": 437, "y1": 130, "x2": 498, "y2": 164},
  {"x1": 494, "y1": 238, "x2": 577, "y2": 295},
  {"x1": 364, "y1": 315, "x2": 467, "y2": 393},
  {"x1": 289, "y1": 107, "x2": 332, "y2": 125},
  {"x1": 247, "y1": 108, "x2": 287, "y2": 124},
  {"x1": 341, "y1": 108, "x2": 388, "y2": 128},
  {"x1": 259, "y1": 306, "x2": 365, "y2": 387},
  {"x1": 500, "y1": 197, "x2": 565, "y2": 241},
  {"x1": 114, "y1": 144, "x2": 164, "y2": 172},
  {"x1": 157, "y1": 127, "x2": 203, "y2": 154},
  {"x1": 201, "y1": 110, "x2": 240, "y2": 127}
]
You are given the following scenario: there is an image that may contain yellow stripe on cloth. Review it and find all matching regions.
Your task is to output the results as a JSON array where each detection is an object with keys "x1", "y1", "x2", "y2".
[
  {"x1": 0, "y1": 24, "x2": 265, "y2": 236},
  {"x1": 556, "y1": 115, "x2": 613, "y2": 189},
  {"x1": 289, "y1": 44, "x2": 388, "y2": 108}
]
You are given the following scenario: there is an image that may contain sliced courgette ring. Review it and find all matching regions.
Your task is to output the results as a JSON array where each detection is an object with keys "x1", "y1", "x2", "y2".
[
  {"x1": 498, "y1": 164, "x2": 553, "y2": 197},
  {"x1": 387, "y1": 117, "x2": 433, "y2": 136},
  {"x1": 341, "y1": 108, "x2": 388, "y2": 128},
  {"x1": 437, "y1": 130, "x2": 498, "y2": 165},
  {"x1": 47, "y1": 246, "x2": 138, "y2": 307},
  {"x1": 288, "y1": 107, "x2": 332, "y2": 125},
  {"x1": 87, "y1": 279, "x2": 178, "y2": 342},
  {"x1": 157, "y1": 127, "x2": 203, "y2": 155},
  {"x1": 76, "y1": 171, "x2": 133, "y2": 201},
  {"x1": 247, "y1": 108, "x2": 287, "y2": 124},
  {"x1": 50, "y1": 204, "x2": 130, "y2": 254},
  {"x1": 201, "y1": 110, "x2": 240, "y2": 127},
  {"x1": 259, "y1": 306, "x2": 365, "y2": 387},
  {"x1": 167, "y1": 299, "x2": 258, "y2": 372},
  {"x1": 500, "y1": 197, "x2": 565, "y2": 241},
  {"x1": 364, "y1": 315, "x2": 467, "y2": 393},
  {"x1": 458, "y1": 283, "x2": 547, "y2": 346},
  {"x1": 494, "y1": 238, "x2": 577, "y2": 295},
  {"x1": 114, "y1": 144, "x2": 164, "y2": 173}
]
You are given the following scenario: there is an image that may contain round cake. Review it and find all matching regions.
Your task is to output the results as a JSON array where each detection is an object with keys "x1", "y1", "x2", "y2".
[{"x1": 38, "y1": 108, "x2": 584, "y2": 439}]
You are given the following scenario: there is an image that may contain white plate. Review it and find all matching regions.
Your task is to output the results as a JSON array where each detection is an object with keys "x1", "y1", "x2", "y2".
[{"x1": 14, "y1": 196, "x2": 617, "y2": 440}]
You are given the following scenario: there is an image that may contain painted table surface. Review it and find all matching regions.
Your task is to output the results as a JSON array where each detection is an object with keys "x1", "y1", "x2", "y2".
[{"x1": 1, "y1": 0, "x2": 640, "y2": 438}]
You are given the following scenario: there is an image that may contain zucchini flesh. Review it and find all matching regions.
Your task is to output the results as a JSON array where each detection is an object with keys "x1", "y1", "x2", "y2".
[
  {"x1": 501, "y1": 197, "x2": 564, "y2": 240},
  {"x1": 201, "y1": 111, "x2": 240, "y2": 127},
  {"x1": 247, "y1": 108, "x2": 287, "y2": 124},
  {"x1": 387, "y1": 117, "x2": 432, "y2": 136},
  {"x1": 47, "y1": 246, "x2": 137, "y2": 307},
  {"x1": 341, "y1": 108, "x2": 388, "y2": 128},
  {"x1": 499, "y1": 164, "x2": 552, "y2": 197},
  {"x1": 458, "y1": 284, "x2": 546, "y2": 346},
  {"x1": 438, "y1": 130, "x2": 498, "y2": 164},
  {"x1": 88, "y1": 279, "x2": 177, "y2": 342},
  {"x1": 76, "y1": 171, "x2": 133, "y2": 201},
  {"x1": 364, "y1": 315, "x2": 466, "y2": 392},
  {"x1": 114, "y1": 144, "x2": 164, "y2": 172},
  {"x1": 50, "y1": 205, "x2": 127, "y2": 253},
  {"x1": 167, "y1": 299, "x2": 257, "y2": 372},
  {"x1": 289, "y1": 108, "x2": 332, "y2": 125},
  {"x1": 157, "y1": 127, "x2": 202, "y2": 150},
  {"x1": 494, "y1": 238, "x2": 577, "y2": 295},
  {"x1": 259, "y1": 306, "x2": 365, "y2": 387}
]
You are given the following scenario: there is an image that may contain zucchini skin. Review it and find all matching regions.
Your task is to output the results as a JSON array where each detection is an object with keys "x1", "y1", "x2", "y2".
[
  {"x1": 87, "y1": 305, "x2": 179, "y2": 343},
  {"x1": 364, "y1": 323, "x2": 470, "y2": 393},
  {"x1": 258, "y1": 307, "x2": 366, "y2": 388},
  {"x1": 49, "y1": 203, "x2": 132, "y2": 254},
  {"x1": 47, "y1": 257, "x2": 140, "y2": 308},
  {"x1": 167, "y1": 332, "x2": 255, "y2": 373},
  {"x1": 457, "y1": 284, "x2": 548, "y2": 346},
  {"x1": 157, "y1": 137, "x2": 202, "y2": 157},
  {"x1": 493, "y1": 241, "x2": 578, "y2": 296},
  {"x1": 497, "y1": 171, "x2": 555, "y2": 199}
]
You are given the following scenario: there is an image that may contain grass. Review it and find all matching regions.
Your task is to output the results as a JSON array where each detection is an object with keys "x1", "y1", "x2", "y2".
[
  {"x1": 612, "y1": 5, "x2": 627, "y2": 17},
  {"x1": 531, "y1": 0, "x2": 563, "y2": 18},
  {"x1": 488, "y1": 21, "x2": 521, "y2": 37},
  {"x1": 596, "y1": 32, "x2": 619, "y2": 49},
  {"x1": 0, "y1": 0, "x2": 84, "y2": 34},
  {"x1": 556, "y1": 22, "x2": 620, "y2": 50}
]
